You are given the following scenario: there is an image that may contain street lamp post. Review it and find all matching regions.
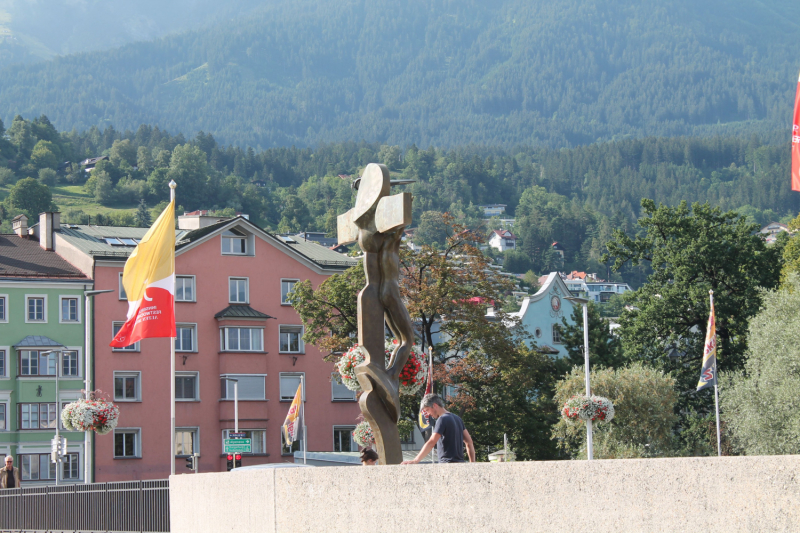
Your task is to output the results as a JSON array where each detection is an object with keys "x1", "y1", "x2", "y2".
[
  {"x1": 565, "y1": 296, "x2": 592, "y2": 460},
  {"x1": 83, "y1": 289, "x2": 113, "y2": 484},
  {"x1": 42, "y1": 349, "x2": 65, "y2": 485}
]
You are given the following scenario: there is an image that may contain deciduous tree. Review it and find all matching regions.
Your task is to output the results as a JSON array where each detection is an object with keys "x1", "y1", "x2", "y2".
[
  {"x1": 604, "y1": 199, "x2": 783, "y2": 412},
  {"x1": 552, "y1": 363, "x2": 678, "y2": 459},
  {"x1": 722, "y1": 276, "x2": 800, "y2": 455}
]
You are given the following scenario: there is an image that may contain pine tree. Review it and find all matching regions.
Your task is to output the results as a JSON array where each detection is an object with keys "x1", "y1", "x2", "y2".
[{"x1": 135, "y1": 199, "x2": 151, "y2": 227}]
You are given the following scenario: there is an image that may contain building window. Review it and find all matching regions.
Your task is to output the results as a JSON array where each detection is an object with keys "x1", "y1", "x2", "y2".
[
  {"x1": 220, "y1": 375, "x2": 265, "y2": 400},
  {"x1": 222, "y1": 327, "x2": 263, "y2": 352},
  {"x1": 175, "y1": 276, "x2": 196, "y2": 302},
  {"x1": 279, "y1": 373, "x2": 305, "y2": 401},
  {"x1": 118, "y1": 273, "x2": 127, "y2": 300},
  {"x1": 552, "y1": 324, "x2": 563, "y2": 344},
  {"x1": 331, "y1": 373, "x2": 356, "y2": 401},
  {"x1": 62, "y1": 351, "x2": 79, "y2": 376},
  {"x1": 0, "y1": 349, "x2": 6, "y2": 378},
  {"x1": 281, "y1": 433, "x2": 304, "y2": 456},
  {"x1": 221, "y1": 228, "x2": 248, "y2": 255},
  {"x1": 228, "y1": 277, "x2": 248, "y2": 303},
  {"x1": 222, "y1": 429, "x2": 265, "y2": 454},
  {"x1": 279, "y1": 325, "x2": 303, "y2": 354},
  {"x1": 20, "y1": 454, "x2": 56, "y2": 481},
  {"x1": 60, "y1": 297, "x2": 79, "y2": 323},
  {"x1": 62, "y1": 454, "x2": 80, "y2": 480},
  {"x1": 114, "y1": 372, "x2": 140, "y2": 401},
  {"x1": 176, "y1": 372, "x2": 199, "y2": 401},
  {"x1": 26, "y1": 296, "x2": 45, "y2": 322},
  {"x1": 112, "y1": 322, "x2": 139, "y2": 352},
  {"x1": 20, "y1": 403, "x2": 57, "y2": 429},
  {"x1": 0, "y1": 403, "x2": 6, "y2": 430},
  {"x1": 281, "y1": 279, "x2": 298, "y2": 305},
  {"x1": 333, "y1": 426, "x2": 357, "y2": 452},
  {"x1": 20, "y1": 351, "x2": 57, "y2": 376},
  {"x1": 175, "y1": 428, "x2": 198, "y2": 457},
  {"x1": 0, "y1": 295, "x2": 7, "y2": 322},
  {"x1": 176, "y1": 324, "x2": 196, "y2": 352},
  {"x1": 114, "y1": 429, "x2": 140, "y2": 458}
]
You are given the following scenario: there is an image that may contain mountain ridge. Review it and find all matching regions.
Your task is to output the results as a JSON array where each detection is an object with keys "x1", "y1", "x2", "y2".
[{"x1": 0, "y1": 0, "x2": 798, "y2": 149}]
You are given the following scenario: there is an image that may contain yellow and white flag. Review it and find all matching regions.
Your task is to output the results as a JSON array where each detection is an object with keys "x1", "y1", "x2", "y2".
[
  {"x1": 110, "y1": 200, "x2": 176, "y2": 347},
  {"x1": 282, "y1": 383, "x2": 303, "y2": 445}
]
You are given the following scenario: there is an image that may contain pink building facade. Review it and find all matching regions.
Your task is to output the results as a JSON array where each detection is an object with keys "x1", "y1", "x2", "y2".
[{"x1": 56, "y1": 216, "x2": 361, "y2": 480}]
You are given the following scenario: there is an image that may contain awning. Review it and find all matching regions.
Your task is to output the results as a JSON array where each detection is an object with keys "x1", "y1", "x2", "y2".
[{"x1": 13, "y1": 335, "x2": 65, "y2": 348}]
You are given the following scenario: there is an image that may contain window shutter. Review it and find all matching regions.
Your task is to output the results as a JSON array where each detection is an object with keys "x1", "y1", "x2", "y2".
[
  {"x1": 331, "y1": 373, "x2": 356, "y2": 400},
  {"x1": 236, "y1": 376, "x2": 265, "y2": 399},
  {"x1": 280, "y1": 374, "x2": 302, "y2": 400}
]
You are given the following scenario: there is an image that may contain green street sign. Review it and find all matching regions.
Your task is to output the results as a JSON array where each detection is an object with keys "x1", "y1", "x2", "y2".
[{"x1": 224, "y1": 438, "x2": 252, "y2": 453}]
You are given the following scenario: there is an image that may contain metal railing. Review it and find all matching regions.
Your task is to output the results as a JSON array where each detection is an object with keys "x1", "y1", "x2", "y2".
[{"x1": 0, "y1": 479, "x2": 170, "y2": 533}]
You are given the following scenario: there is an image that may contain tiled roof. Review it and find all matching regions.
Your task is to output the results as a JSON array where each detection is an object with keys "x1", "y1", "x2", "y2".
[
  {"x1": 214, "y1": 305, "x2": 275, "y2": 320},
  {"x1": 0, "y1": 235, "x2": 87, "y2": 278},
  {"x1": 492, "y1": 229, "x2": 516, "y2": 239},
  {"x1": 13, "y1": 335, "x2": 64, "y2": 348}
]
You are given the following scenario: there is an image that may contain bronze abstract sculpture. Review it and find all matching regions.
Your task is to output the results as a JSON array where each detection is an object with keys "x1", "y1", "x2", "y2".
[{"x1": 337, "y1": 163, "x2": 413, "y2": 465}]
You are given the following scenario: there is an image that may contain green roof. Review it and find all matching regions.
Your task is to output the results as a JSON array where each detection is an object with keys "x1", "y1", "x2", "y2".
[
  {"x1": 58, "y1": 217, "x2": 358, "y2": 269},
  {"x1": 14, "y1": 335, "x2": 64, "y2": 348},
  {"x1": 214, "y1": 305, "x2": 275, "y2": 320},
  {"x1": 58, "y1": 225, "x2": 188, "y2": 258}
]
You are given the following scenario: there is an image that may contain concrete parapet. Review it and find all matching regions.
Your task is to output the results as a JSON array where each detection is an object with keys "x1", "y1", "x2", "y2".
[{"x1": 170, "y1": 455, "x2": 800, "y2": 533}]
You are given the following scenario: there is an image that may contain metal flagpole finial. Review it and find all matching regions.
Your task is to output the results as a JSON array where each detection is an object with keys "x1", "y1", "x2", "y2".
[
  {"x1": 709, "y1": 290, "x2": 713, "y2": 295},
  {"x1": 168, "y1": 180, "x2": 177, "y2": 189}
]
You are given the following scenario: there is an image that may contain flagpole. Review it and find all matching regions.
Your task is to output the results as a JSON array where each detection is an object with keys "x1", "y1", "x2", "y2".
[
  {"x1": 169, "y1": 180, "x2": 177, "y2": 476},
  {"x1": 710, "y1": 290, "x2": 722, "y2": 457},
  {"x1": 301, "y1": 374, "x2": 307, "y2": 465},
  {"x1": 428, "y1": 346, "x2": 436, "y2": 465}
]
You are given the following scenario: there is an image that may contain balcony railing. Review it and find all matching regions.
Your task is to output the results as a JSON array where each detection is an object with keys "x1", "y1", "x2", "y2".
[{"x1": 0, "y1": 479, "x2": 170, "y2": 532}]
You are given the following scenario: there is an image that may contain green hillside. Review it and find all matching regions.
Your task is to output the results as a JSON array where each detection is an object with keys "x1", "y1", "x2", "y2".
[{"x1": 0, "y1": 0, "x2": 798, "y2": 148}]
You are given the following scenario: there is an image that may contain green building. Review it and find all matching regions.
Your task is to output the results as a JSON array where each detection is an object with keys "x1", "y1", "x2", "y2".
[{"x1": 0, "y1": 214, "x2": 92, "y2": 485}]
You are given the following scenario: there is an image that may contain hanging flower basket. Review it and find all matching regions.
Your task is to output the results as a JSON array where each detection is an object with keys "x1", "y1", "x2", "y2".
[
  {"x1": 352, "y1": 421, "x2": 375, "y2": 448},
  {"x1": 335, "y1": 341, "x2": 428, "y2": 395},
  {"x1": 561, "y1": 395, "x2": 615, "y2": 424},
  {"x1": 336, "y1": 345, "x2": 366, "y2": 391},
  {"x1": 386, "y1": 339, "x2": 428, "y2": 396},
  {"x1": 61, "y1": 393, "x2": 120, "y2": 435}
]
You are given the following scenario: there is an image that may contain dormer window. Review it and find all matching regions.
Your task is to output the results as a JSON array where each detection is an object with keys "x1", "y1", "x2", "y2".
[{"x1": 222, "y1": 228, "x2": 247, "y2": 255}]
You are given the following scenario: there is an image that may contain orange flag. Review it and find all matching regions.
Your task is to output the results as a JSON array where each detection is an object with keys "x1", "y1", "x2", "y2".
[
  {"x1": 110, "y1": 200, "x2": 176, "y2": 347},
  {"x1": 792, "y1": 71, "x2": 800, "y2": 191}
]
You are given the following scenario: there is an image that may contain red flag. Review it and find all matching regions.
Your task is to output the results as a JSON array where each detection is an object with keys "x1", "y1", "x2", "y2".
[{"x1": 792, "y1": 71, "x2": 800, "y2": 191}]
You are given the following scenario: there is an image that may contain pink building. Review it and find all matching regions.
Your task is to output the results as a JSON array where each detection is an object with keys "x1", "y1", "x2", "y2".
[{"x1": 56, "y1": 214, "x2": 361, "y2": 480}]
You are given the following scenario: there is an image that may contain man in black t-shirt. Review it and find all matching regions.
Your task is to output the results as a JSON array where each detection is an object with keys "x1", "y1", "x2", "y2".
[{"x1": 402, "y1": 393, "x2": 475, "y2": 464}]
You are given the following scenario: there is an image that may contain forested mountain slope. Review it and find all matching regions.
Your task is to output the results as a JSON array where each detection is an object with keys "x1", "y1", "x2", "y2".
[
  {"x1": 0, "y1": 0, "x2": 798, "y2": 148},
  {"x1": 0, "y1": 0, "x2": 264, "y2": 68}
]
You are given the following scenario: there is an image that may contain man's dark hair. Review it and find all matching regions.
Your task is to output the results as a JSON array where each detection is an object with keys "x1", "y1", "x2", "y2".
[{"x1": 360, "y1": 448, "x2": 379, "y2": 463}]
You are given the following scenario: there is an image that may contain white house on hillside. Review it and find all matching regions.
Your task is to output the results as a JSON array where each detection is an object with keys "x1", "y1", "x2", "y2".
[{"x1": 489, "y1": 229, "x2": 517, "y2": 252}]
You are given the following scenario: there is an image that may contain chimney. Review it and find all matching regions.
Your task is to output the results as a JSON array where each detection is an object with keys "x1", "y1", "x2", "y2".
[
  {"x1": 39, "y1": 212, "x2": 60, "y2": 251},
  {"x1": 12, "y1": 214, "x2": 28, "y2": 238}
]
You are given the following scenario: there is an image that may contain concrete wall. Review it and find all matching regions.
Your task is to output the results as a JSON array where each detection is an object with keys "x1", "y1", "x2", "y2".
[{"x1": 170, "y1": 455, "x2": 800, "y2": 533}]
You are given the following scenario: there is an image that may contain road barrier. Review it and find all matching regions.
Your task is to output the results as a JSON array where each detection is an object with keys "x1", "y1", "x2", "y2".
[{"x1": 0, "y1": 479, "x2": 169, "y2": 532}]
